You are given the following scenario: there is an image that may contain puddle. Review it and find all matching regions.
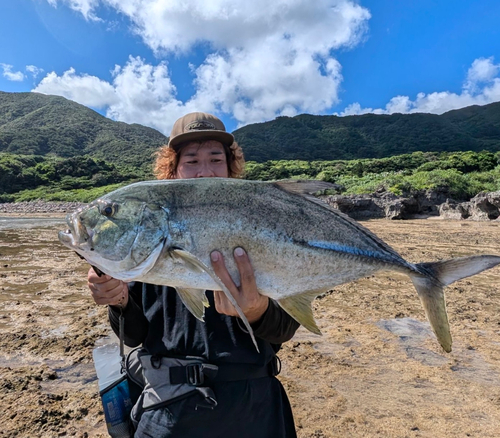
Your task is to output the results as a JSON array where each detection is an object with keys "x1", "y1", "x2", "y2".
[
  {"x1": 0, "y1": 220, "x2": 90, "y2": 331},
  {"x1": 378, "y1": 317, "x2": 500, "y2": 385},
  {"x1": 41, "y1": 362, "x2": 98, "y2": 393},
  {"x1": 402, "y1": 346, "x2": 449, "y2": 367},
  {"x1": 41, "y1": 325, "x2": 70, "y2": 338},
  {"x1": 292, "y1": 325, "x2": 359, "y2": 357},
  {"x1": 377, "y1": 317, "x2": 450, "y2": 366},
  {"x1": 0, "y1": 353, "x2": 97, "y2": 392},
  {"x1": 0, "y1": 353, "x2": 66, "y2": 369},
  {"x1": 0, "y1": 217, "x2": 65, "y2": 230},
  {"x1": 377, "y1": 317, "x2": 435, "y2": 342}
]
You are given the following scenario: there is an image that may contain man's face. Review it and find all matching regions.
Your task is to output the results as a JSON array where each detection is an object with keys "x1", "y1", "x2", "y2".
[{"x1": 175, "y1": 140, "x2": 229, "y2": 179}]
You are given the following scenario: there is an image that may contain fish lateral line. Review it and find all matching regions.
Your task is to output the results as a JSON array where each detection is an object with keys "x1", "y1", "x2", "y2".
[{"x1": 305, "y1": 240, "x2": 403, "y2": 265}]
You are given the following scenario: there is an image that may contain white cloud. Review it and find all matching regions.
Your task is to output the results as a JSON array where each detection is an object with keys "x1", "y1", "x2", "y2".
[
  {"x1": 1, "y1": 64, "x2": 25, "y2": 82},
  {"x1": 46, "y1": 0, "x2": 102, "y2": 21},
  {"x1": 26, "y1": 65, "x2": 44, "y2": 79},
  {"x1": 463, "y1": 56, "x2": 500, "y2": 95},
  {"x1": 39, "y1": 0, "x2": 370, "y2": 128},
  {"x1": 34, "y1": 67, "x2": 119, "y2": 108},
  {"x1": 33, "y1": 57, "x2": 191, "y2": 133},
  {"x1": 339, "y1": 57, "x2": 500, "y2": 116},
  {"x1": 106, "y1": 57, "x2": 190, "y2": 130}
]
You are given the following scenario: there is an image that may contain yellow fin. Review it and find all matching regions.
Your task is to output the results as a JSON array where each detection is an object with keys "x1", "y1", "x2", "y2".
[
  {"x1": 175, "y1": 287, "x2": 209, "y2": 321},
  {"x1": 277, "y1": 292, "x2": 322, "y2": 335},
  {"x1": 410, "y1": 276, "x2": 452, "y2": 352}
]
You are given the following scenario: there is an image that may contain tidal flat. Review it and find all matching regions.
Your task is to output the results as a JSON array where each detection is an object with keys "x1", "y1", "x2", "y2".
[{"x1": 1, "y1": 217, "x2": 500, "y2": 437}]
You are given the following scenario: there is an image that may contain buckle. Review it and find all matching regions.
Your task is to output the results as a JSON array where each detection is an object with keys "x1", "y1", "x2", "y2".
[
  {"x1": 150, "y1": 355, "x2": 162, "y2": 370},
  {"x1": 186, "y1": 364, "x2": 204, "y2": 386}
]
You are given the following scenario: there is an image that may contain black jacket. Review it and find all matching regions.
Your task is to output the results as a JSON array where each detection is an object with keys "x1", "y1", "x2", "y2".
[
  {"x1": 108, "y1": 283, "x2": 299, "y2": 438},
  {"x1": 109, "y1": 282, "x2": 299, "y2": 365}
]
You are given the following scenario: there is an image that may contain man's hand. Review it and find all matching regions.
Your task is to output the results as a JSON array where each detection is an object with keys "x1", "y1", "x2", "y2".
[
  {"x1": 87, "y1": 267, "x2": 129, "y2": 307},
  {"x1": 210, "y1": 247, "x2": 269, "y2": 324}
]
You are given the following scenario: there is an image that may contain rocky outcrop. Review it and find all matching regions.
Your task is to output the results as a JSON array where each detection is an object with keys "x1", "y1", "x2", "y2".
[
  {"x1": 439, "y1": 191, "x2": 500, "y2": 221},
  {"x1": 323, "y1": 189, "x2": 500, "y2": 221}
]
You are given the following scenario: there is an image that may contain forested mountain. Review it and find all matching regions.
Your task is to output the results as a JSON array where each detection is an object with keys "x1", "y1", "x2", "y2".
[
  {"x1": 0, "y1": 91, "x2": 168, "y2": 170},
  {"x1": 235, "y1": 102, "x2": 500, "y2": 162},
  {"x1": 1, "y1": 91, "x2": 499, "y2": 166}
]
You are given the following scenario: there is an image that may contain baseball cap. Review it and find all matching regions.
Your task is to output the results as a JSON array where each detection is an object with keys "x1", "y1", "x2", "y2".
[{"x1": 168, "y1": 112, "x2": 235, "y2": 149}]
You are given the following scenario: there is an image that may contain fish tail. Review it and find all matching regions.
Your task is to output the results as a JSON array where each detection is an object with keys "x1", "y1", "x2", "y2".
[{"x1": 412, "y1": 255, "x2": 500, "y2": 353}]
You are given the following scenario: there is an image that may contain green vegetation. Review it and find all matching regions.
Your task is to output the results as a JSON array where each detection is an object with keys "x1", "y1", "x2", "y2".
[
  {"x1": 0, "y1": 153, "x2": 149, "y2": 202},
  {"x1": 1, "y1": 92, "x2": 500, "y2": 166},
  {"x1": 2, "y1": 150, "x2": 499, "y2": 202},
  {"x1": 244, "y1": 151, "x2": 500, "y2": 200},
  {"x1": 235, "y1": 104, "x2": 500, "y2": 162}
]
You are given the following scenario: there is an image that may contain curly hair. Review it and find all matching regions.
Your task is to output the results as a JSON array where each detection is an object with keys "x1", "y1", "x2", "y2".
[{"x1": 153, "y1": 140, "x2": 245, "y2": 180}]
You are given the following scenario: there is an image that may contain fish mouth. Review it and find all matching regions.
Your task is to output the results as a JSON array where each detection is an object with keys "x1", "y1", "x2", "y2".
[
  {"x1": 58, "y1": 212, "x2": 93, "y2": 251},
  {"x1": 58, "y1": 228, "x2": 76, "y2": 247}
]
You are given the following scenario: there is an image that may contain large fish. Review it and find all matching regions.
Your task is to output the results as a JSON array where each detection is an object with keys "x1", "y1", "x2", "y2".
[{"x1": 58, "y1": 178, "x2": 500, "y2": 352}]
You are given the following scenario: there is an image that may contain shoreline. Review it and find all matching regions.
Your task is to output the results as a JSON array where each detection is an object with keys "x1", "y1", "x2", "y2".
[{"x1": 0, "y1": 201, "x2": 86, "y2": 216}]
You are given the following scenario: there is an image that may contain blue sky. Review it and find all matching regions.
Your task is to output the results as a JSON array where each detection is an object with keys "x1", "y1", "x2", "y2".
[{"x1": 1, "y1": 0, "x2": 499, "y2": 135}]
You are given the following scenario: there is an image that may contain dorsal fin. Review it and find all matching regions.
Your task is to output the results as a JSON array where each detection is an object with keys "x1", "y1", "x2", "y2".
[{"x1": 273, "y1": 179, "x2": 337, "y2": 195}]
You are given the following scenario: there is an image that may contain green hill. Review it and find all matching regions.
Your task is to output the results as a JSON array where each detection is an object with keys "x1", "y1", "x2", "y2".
[
  {"x1": 0, "y1": 91, "x2": 168, "y2": 170},
  {"x1": 1, "y1": 91, "x2": 499, "y2": 166},
  {"x1": 234, "y1": 102, "x2": 500, "y2": 162}
]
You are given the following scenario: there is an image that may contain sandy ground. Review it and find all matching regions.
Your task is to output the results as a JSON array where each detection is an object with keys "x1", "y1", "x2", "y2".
[{"x1": 1, "y1": 215, "x2": 500, "y2": 437}]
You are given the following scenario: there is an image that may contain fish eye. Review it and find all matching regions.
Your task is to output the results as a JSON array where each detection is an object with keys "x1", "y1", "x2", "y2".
[{"x1": 100, "y1": 202, "x2": 119, "y2": 217}]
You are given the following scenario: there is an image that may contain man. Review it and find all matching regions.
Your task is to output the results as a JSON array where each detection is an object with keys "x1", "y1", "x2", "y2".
[{"x1": 87, "y1": 112, "x2": 299, "y2": 437}]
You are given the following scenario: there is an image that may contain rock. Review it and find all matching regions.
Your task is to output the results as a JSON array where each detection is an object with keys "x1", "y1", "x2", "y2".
[
  {"x1": 467, "y1": 192, "x2": 500, "y2": 221},
  {"x1": 438, "y1": 200, "x2": 471, "y2": 220},
  {"x1": 323, "y1": 194, "x2": 385, "y2": 220},
  {"x1": 324, "y1": 188, "x2": 500, "y2": 221}
]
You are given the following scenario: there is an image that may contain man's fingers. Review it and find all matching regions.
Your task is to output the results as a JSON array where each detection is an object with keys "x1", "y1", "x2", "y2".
[
  {"x1": 92, "y1": 284, "x2": 127, "y2": 306},
  {"x1": 88, "y1": 267, "x2": 113, "y2": 284},
  {"x1": 87, "y1": 268, "x2": 129, "y2": 307},
  {"x1": 213, "y1": 290, "x2": 239, "y2": 317},
  {"x1": 210, "y1": 248, "x2": 267, "y2": 322},
  {"x1": 213, "y1": 290, "x2": 222, "y2": 308},
  {"x1": 210, "y1": 251, "x2": 238, "y2": 295},
  {"x1": 233, "y1": 247, "x2": 257, "y2": 292}
]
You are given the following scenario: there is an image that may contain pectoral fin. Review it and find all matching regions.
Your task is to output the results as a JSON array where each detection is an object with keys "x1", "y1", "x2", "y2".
[
  {"x1": 170, "y1": 248, "x2": 260, "y2": 352},
  {"x1": 169, "y1": 248, "x2": 204, "y2": 273},
  {"x1": 277, "y1": 291, "x2": 322, "y2": 335},
  {"x1": 175, "y1": 287, "x2": 210, "y2": 321}
]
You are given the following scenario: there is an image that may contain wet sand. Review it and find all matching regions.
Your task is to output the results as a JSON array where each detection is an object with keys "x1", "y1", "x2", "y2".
[{"x1": 1, "y1": 217, "x2": 500, "y2": 437}]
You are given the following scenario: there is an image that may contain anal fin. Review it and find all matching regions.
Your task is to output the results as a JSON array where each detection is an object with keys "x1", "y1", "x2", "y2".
[
  {"x1": 175, "y1": 287, "x2": 210, "y2": 321},
  {"x1": 170, "y1": 248, "x2": 260, "y2": 352},
  {"x1": 277, "y1": 291, "x2": 322, "y2": 335}
]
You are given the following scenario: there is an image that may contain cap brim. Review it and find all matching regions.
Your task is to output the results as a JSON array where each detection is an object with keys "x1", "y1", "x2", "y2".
[{"x1": 168, "y1": 130, "x2": 235, "y2": 149}]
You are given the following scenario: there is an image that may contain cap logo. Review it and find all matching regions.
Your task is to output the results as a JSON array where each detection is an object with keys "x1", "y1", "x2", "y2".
[{"x1": 185, "y1": 120, "x2": 216, "y2": 131}]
